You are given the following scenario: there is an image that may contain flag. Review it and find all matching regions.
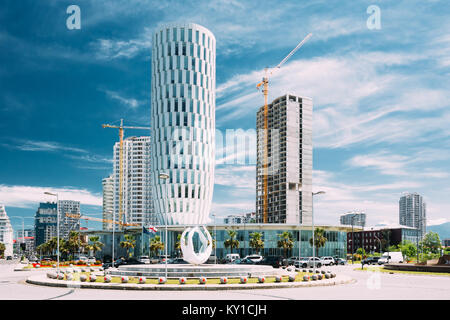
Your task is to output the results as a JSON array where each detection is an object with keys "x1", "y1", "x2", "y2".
[{"x1": 143, "y1": 225, "x2": 158, "y2": 234}]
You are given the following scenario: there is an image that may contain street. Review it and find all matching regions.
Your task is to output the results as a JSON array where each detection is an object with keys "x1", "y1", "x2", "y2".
[{"x1": 1, "y1": 259, "x2": 449, "y2": 300}]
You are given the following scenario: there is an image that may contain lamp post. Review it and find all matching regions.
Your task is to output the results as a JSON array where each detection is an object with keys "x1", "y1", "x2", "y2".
[
  {"x1": 312, "y1": 191, "x2": 325, "y2": 273},
  {"x1": 44, "y1": 192, "x2": 59, "y2": 274},
  {"x1": 212, "y1": 213, "x2": 217, "y2": 264},
  {"x1": 159, "y1": 172, "x2": 170, "y2": 279},
  {"x1": 416, "y1": 217, "x2": 425, "y2": 264}
]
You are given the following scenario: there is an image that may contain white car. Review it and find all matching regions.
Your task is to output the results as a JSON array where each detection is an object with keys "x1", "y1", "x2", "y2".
[
  {"x1": 225, "y1": 254, "x2": 240, "y2": 263},
  {"x1": 138, "y1": 256, "x2": 151, "y2": 264},
  {"x1": 320, "y1": 256, "x2": 335, "y2": 266},
  {"x1": 243, "y1": 255, "x2": 263, "y2": 263},
  {"x1": 87, "y1": 256, "x2": 97, "y2": 264}
]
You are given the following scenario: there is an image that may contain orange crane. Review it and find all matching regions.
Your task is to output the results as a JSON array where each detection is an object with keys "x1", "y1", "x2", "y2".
[
  {"x1": 102, "y1": 119, "x2": 150, "y2": 230},
  {"x1": 256, "y1": 33, "x2": 312, "y2": 223},
  {"x1": 65, "y1": 213, "x2": 141, "y2": 227}
]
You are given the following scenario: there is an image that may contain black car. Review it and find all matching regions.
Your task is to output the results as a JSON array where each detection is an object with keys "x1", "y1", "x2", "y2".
[
  {"x1": 168, "y1": 258, "x2": 189, "y2": 264},
  {"x1": 103, "y1": 257, "x2": 144, "y2": 269},
  {"x1": 362, "y1": 256, "x2": 380, "y2": 265},
  {"x1": 256, "y1": 256, "x2": 284, "y2": 268}
]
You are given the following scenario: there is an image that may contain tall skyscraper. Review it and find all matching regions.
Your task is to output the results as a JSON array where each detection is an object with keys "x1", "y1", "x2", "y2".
[
  {"x1": 34, "y1": 202, "x2": 57, "y2": 247},
  {"x1": 113, "y1": 136, "x2": 154, "y2": 227},
  {"x1": 399, "y1": 192, "x2": 426, "y2": 238},
  {"x1": 340, "y1": 210, "x2": 366, "y2": 227},
  {"x1": 0, "y1": 205, "x2": 14, "y2": 257},
  {"x1": 102, "y1": 174, "x2": 114, "y2": 230},
  {"x1": 256, "y1": 94, "x2": 313, "y2": 224},
  {"x1": 151, "y1": 23, "x2": 216, "y2": 225},
  {"x1": 58, "y1": 200, "x2": 80, "y2": 239}
]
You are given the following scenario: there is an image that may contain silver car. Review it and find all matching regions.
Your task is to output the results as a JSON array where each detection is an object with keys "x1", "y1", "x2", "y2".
[{"x1": 294, "y1": 257, "x2": 322, "y2": 268}]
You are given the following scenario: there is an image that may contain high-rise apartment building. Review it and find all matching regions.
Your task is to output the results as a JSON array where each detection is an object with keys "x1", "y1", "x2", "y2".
[
  {"x1": 340, "y1": 210, "x2": 366, "y2": 227},
  {"x1": 0, "y1": 205, "x2": 14, "y2": 257},
  {"x1": 151, "y1": 23, "x2": 216, "y2": 225},
  {"x1": 58, "y1": 200, "x2": 80, "y2": 239},
  {"x1": 113, "y1": 136, "x2": 154, "y2": 227},
  {"x1": 34, "y1": 202, "x2": 57, "y2": 247},
  {"x1": 102, "y1": 174, "x2": 114, "y2": 230},
  {"x1": 256, "y1": 94, "x2": 313, "y2": 225},
  {"x1": 399, "y1": 192, "x2": 426, "y2": 238}
]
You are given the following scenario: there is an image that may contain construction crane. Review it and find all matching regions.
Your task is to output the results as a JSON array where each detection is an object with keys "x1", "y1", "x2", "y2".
[
  {"x1": 65, "y1": 213, "x2": 141, "y2": 227},
  {"x1": 256, "y1": 33, "x2": 312, "y2": 223},
  {"x1": 102, "y1": 119, "x2": 150, "y2": 230}
]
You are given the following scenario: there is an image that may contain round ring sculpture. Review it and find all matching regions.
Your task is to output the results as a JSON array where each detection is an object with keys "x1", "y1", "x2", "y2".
[{"x1": 180, "y1": 226, "x2": 213, "y2": 265}]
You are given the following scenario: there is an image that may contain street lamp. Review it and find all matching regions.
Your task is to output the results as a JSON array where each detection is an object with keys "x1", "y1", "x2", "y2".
[
  {"x1": 159, "y1": 172, "x2": 170, "y2": 279},
  {"x1": 11, "y1": 217, "x2": 34, "y2": 258},
  {"x1": 312, "y1": 191, "x2": 325, "y2": 273},
  {"x1": 44, "y1": 192, "x2": 59, "y2": 274},
  {"x1": 212, "y1": 213, "x2": 217, "y2": 264}
]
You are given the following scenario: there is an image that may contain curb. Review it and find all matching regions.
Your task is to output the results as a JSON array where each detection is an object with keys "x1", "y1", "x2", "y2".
[{"x1": 26, "y1": 274, "x2": 355, "y2": 291}]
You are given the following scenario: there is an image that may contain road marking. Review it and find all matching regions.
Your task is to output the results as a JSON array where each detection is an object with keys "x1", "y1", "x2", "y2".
[{"x1": 45, "y1": 289, "x2": 75, "y2": 300}]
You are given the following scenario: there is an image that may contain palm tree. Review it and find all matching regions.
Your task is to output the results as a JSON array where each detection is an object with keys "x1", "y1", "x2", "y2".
[
  {"x1": 0, "y1": 242, "x2": 5, "y2": 258},
  {"x1": 249, "y1": 232, "x2": 264, "y2": 255},
  {"x1": 120, "y1": 234, "x2": 136, "y2": 258},
  {"x1": 224, "y1": 229, "x2": 240, "y2": 254},
  {"x1": 88, "y1": 236, "x2": 104, "y2": 257},
  {"x1": 66, "y1": 231, "x2": 82, "y2": 260},
  {"x1": 150, "y1": 235, "x2": 164, "y2": 257},
  {"x1": 309, "y1": 228, "x2": 328, "y2": 257},
  {"x1": 277, "y1": 231, "x2": 294, "y2": 258},
  {"x1": 174, "y1": 234, "x2": 182, "y2": 258}
]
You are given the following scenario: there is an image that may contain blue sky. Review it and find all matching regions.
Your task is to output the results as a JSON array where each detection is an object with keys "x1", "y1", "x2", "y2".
[{"x1": 1, "y1": 0, "x2": 449, "y2": 233}]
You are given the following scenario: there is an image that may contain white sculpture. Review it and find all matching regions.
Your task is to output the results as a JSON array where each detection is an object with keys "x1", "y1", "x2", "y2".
[{"x1": 180, "y1": 226, "x2": 213, "y2": 265}]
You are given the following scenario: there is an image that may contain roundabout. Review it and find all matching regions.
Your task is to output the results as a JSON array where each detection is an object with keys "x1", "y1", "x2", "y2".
[{"x1": 25, "y1": 266, "x2": 354, "y2": 291}]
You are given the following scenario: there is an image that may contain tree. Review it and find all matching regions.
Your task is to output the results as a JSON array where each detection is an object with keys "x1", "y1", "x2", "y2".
[
  {"x1": 0, "y1": 242, "x2": 5, "y2": 258},
  {"x1": 421, "y1": 232, "x2": 442, "y2": 254},
  {"x1": 309, "y1": 228, "x2": 328, "y2": 257},
  {"x1": 398, "y1": 241, "x2": 417, "y2": 260},
  {"x1": 66, "y1": 231, "x2": 83, "y2": 260},
  {"x1": 88, "y1": 236, "x2": 104, "y2": 257},
  {"x1": 150, "y1": 235, "x2": 164, "y2": 257},
  {"x1": 249, "y1": 232, "x2": 264, "y2": 255},
  {"x1": 174, "y1": 234, "x2": 182, "y2": 257},
  {"x1": 277, "y1": 231, "x2": 294, "y2": 258},
  {"x1": 224, "y1": 229, "x2": 239, "y2": 254},
  {"x1": 120, "y1": 234, "x2": 136, "y2": 258}
]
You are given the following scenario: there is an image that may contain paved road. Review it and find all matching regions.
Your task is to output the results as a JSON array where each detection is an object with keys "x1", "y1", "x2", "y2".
[{"x1": 1, "y1": 260, "x2": 449, "y2": 300}]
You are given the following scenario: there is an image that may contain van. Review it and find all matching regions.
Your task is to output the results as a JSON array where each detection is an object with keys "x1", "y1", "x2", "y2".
[
  {"x1": 225, "y1": 254, "x2": 240, "y2": 263},
  {"x1": 378, "y1": 252, "x2": 403, "y2": 264}
]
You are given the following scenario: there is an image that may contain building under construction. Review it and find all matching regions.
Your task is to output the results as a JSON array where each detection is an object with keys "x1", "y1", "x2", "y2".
[{"x1": 256, "y1": 93, "x2": 313, "y2": 225}]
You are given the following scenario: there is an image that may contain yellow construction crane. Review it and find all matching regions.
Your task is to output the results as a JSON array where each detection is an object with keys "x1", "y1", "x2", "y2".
[
  {"x1": 256, "y1": 33, "x2": 312, "y2": 223},
  {"x1": 65, "y1": 213, "x2": 141, "y2": 227},
  {"x1": 102, "y1": 119, "x2": 150, "y2": 230}
]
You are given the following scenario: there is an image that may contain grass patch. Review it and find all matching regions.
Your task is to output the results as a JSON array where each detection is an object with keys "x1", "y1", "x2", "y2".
[{"x1": 354, "y1": 266, "x2": 450, "y2": 277}]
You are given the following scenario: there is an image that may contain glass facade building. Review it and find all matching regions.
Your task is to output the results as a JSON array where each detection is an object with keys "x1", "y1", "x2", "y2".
[
  {"x1": 151, "y1": 23, "x2": 216, "y2": 225},
  {"x1": 85, "y1": 224, "x2": 350, "y2": 260}
]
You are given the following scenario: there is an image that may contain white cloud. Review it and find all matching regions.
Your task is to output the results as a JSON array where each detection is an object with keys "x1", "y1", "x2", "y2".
[
  {"x1": 0, "y1": 185, "x2": 102, "y2": 209},
  {"x1": 102, "y1": 89, "x2": 142, "y2": 109}
]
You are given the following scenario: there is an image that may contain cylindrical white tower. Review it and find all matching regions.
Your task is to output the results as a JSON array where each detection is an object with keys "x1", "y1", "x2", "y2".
[{"x1": 151, "y1": 23, "x2": 215, "y2": 225}]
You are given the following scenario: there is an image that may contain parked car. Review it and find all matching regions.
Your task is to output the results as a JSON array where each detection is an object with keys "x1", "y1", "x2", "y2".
[
  {"x1": 243, "y1": 255, "x2": 263, "y2": 263},
  {"x1": 138, "y1": 256, "x2": 151, "y2": 264},
  {"x1": 256, "y1": 256, "x2": 284, "y2": 268},
  {"x1": 320, "y1": 256, "x2": 336, "y2": 266},
  {"x1": 225, "y1": 253, "x2": 240, "y2": 263},
  {"x1": 335, "y1": 258, "x2": 347, "y2": 265},
  {"x1": 102, "y1": 257, "x2": 144, "y2": 269},
  {"x1": 378, "y1": 252, "x2": 404, "y2": 264},
  {"x1": 232, "y1": 258, "x2": 256, "y2": 265},
  {"x1": 294, "y1": 257, "x2": 322, "y2": 268},
  {"x1": 168, "y1": 258, "x2": 189, "y2": 264},
  {"x1": 206, "y1": 255, "x2": 218, "y2": 264},
  {"x1": 87, "y1": 256, "x2": 97, "y2": 264},
  {"x1": 362, "y1": 256, "x2": 380, "y2": 265},
  {"x1": 6, "y1": 256, "x2": 12, "y2": 260},
  {"x1": 283, "y1": 256, "x2": 299, "y2": 266}
]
